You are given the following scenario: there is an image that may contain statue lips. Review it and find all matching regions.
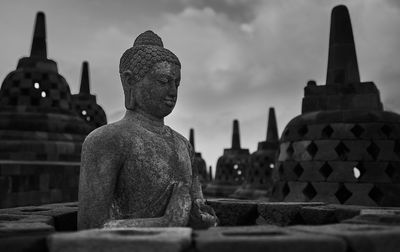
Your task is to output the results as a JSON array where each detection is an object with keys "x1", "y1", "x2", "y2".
[{"x1": 164, "y1": 97, "x2": 176, "y2": 107}]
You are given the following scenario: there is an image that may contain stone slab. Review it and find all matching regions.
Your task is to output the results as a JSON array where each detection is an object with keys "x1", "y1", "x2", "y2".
[
  {"x1": 195, "y1": 225, "x2": 346, "y2": 252},
  {"x1": 299, "y1": 204, "x2": 362, "y2": 225},
  {"x1": 0, "y1": 222, "x2": 54, "y2": 252},
  {"x1": 257, "y1": 202, "x2": 325, "y2": 226},
  {"x1": 0, "y1": 213, "x2": 53, "y2": 225},
  {"x1": 0, "y1": 202, "x2": 77, "y2": 231},
  {"x1": 291, "y1": 223, "x2": 400, "y2": 252},
  {"x1": 48, "y1": 227, "x2": 191, "y2": 252},
  {"x1": 206, "y1": 198, "x2": 259, "y2": 226}
]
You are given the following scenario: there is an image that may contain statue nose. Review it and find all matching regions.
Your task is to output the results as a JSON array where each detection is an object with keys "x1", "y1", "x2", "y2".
[{"x1": 168, "y1": 82, "x2": 178, "y2": 97}]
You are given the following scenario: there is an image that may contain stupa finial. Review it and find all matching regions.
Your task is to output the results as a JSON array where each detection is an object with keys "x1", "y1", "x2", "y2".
[
  {"x1": 30, "y1": 12, "x2": 47, "y2": 59},
  {"x1": 232, "y1": 119, "x2": 241, "y2": 149},
  {"x1": 326, "y1": 5, "x2": 360, "y2": 85},
  {"x1": 80, "y1": 61, "x2": 90, "y2": 94}
]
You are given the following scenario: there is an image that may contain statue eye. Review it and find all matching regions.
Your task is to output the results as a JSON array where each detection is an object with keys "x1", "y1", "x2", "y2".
[{"x1": 158, "y1": 77, "x2": 168, "y2": 84}]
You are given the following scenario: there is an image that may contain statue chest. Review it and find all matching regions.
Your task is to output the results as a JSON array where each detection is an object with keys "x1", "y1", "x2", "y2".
[{"x1": 120, "y1": 129, "x2": 192, "y2": 189}]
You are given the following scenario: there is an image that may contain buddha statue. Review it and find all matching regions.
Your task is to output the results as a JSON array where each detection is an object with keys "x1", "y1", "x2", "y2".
[{"x1": 78, "y1": 31, "x2": 218, "y2": 229}]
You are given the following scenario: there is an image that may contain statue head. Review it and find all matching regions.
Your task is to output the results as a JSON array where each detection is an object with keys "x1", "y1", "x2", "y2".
[{"x1": 119, "y1": 31, "x2": 181, "y2": 119}]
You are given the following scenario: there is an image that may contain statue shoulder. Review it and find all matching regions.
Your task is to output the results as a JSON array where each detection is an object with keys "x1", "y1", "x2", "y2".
[
  {"x1": 83, "y1": 122, "x2": 125, "y2": 152},
  {"x1": 168, "y1": 127, "x2": 194, "y2": 157}
]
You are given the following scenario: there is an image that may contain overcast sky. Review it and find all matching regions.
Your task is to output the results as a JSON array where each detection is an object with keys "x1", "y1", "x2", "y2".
[{"x1": 0, "y1": 0, "x2": 399, "y2": 174}]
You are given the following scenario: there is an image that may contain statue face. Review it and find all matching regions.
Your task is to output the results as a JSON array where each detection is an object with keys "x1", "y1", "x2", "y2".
[{"x1": 134, "y1": 61, "x2": 181, "y2": 119}]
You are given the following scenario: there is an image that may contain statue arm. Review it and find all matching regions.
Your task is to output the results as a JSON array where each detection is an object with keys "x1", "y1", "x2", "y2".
[{"x1": 77, "y1": 130, "x2": 122, "y2": 229}]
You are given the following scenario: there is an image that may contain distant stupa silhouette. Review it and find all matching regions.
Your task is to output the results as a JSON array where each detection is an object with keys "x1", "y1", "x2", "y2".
[
  {"x1": 189, "y1": 128, "x2": 208, "y2": 188},
  {"x1": 72, "y1": 61, "x2": 107, "y2": 128},
  {"x1": 0, "y1": 12, "x2": 92, "y2": 208},
  {"x1": 272, "y1": 5, "x2": 400, "y2": 206},
  {"x1": 204, "y1": 119, "x2": 250, "y2": 197},
  {"x1": 232, "y1": 107, "x2": 279, "y2": 199}
]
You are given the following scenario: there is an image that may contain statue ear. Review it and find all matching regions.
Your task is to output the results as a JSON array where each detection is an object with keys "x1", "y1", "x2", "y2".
[
  {"x1": 121, "y1": 70, "x2": 134, "y2": 87},
  {"x1": 121, "y1": 70, "x2": 136, "y2": 110}
]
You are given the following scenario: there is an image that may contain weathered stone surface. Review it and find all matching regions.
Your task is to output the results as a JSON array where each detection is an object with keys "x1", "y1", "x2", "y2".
[
  {"x1": 0, "y1": 202, "x2": 77, "y2": 231},
  {"x1": 78, "y1": 30, "x2": 216, "y2": 229},
  {"x1": 343, "y1": 208, "x2": 400, "y2": 225},
  {"x1": 299, "y1": 204, "x2": 362, "y2": 225},
  {"x1": 258, "y1": 202, "x2": 325, "y2": 226},
  {"x1": 291, "y1": 223, "x2": 400, "y2": 252},
  {"x1": 206, "y1": 198, "x2": 259, "y2": 226},
  {"x1": 48, "y1": 227, "x2": 191, "y2": 252},
  {"x1": 195, "y1": 225, "x2": 346, "y2": 252},
  {"x1": 0, "y1": 213, "x2": 53, "y2": 225},
  {"x1": 0, "y1": 222, "x2": 54, "y2": 252}
]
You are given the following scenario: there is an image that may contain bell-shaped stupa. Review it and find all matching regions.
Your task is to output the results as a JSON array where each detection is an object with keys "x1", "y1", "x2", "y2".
[
  {"x1": 0, "y1": 12, "x2": 92, "y2": 208},
  {"x1": 204, "y1": 120, "x2": 250, "y2": 197},
  {"x1": 72, "y1": 61, "x2": 107, "y2": 129},
  {"x1": 232, "y1": 108, "x2": 279, "y2": 199},
  {"x1": 272, "y1": 5, "x2": 400, "y2": 206}
]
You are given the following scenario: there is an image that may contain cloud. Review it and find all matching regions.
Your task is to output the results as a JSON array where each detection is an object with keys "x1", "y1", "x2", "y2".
[
  {"x1": 0, "y1": 0, "x2": 399, "y2": 172},
  {"x1": 180, "y1": 0, "x2": 262, "y2": 23}
]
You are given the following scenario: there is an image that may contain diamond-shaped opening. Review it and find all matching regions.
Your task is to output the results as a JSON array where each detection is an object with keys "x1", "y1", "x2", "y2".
[
  {"x1": 335, "y1": 142, "x2": 350, "y2": 160},
  {"x1": 282, "y1": 183, "x2": 290, "y2": 198},
  {"x1": 353, "y1": 162, "x2": 365, "y2": 180},
  {"x1": 381, "y1": 125, "x2": 392, "y2": 138},
  {"x1": 351, "y1": 124, "x2": 365, "y2": 138},
  {"x1": 286, "y1": 143, "x2": 294, "y2": 156},
  {"x1": 319, "y1": 162, "x2": 333, "y2": 179},
  {"x1": 293, "y1": 163, "x2": 304, "y2": 178},
  {"x1": 368, "y1": 186, "x2": 384, "y2": 206},
  {"x1": 335, "y1": 184, "x2": 352, "y2": 204},
  {"x1": 385, "y1": 162, "x2": 396, "y2": 179},
  {"x1": 302, "y1": 182, "x2": 317, "y2": 200},
  {"x1": 367, "y1": 142, "x2": 380, "y2": 160},
  {"x1": 306, "y1": 142, "x2": 318, "y2": 158},
  {"x1": 393, "y1": 141, "x2": 400, "y2": 159},
  {"x1": 321, "y1": 125, "x2": 334, "y2": 138},
  {"x1": 298, "y1": 125, "x2": 308, "y2": 137},
  {"x1": 278, "y1": 163, "x2": 284, "y2": 175}
]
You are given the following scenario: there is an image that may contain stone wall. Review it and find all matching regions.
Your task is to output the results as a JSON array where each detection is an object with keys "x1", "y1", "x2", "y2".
[{"x1": 1, "y1": 200, "x2": 400, "y2": 252}]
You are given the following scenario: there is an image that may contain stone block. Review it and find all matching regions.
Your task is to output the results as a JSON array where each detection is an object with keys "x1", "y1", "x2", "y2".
[
  {"x1": 0, "y1": 222, "x2": 54, "y2": 252},
  {"x1": 313, "y1": 140, "x2": 340, "y2": 161},
  {"x1": 311, "y1": 182, "x2": 341, "y2": 204},
  {"x1": 343, "y1": 140, "x2": 372, "y2": 161},
  {"x1": 298, "y1": 161, "x2": 326, "y2": 181},
  {"x1": 0, "y1": 213, "x2": 53, "y2": 225},
  {"x1": 292, "y1": 141, "x2": 312, "y2": 161},
  {"x1": 48, "y1": 227, "x2": 191, "y2": 252},
  {"x1": 204, "y1": 184, "x2": 239, "y2": 198},
  {"x1": 0, "y1": 202, "x2": 77, "y2": 231},
  {"x1": 344, "y1": 183, "x2": 376, "y2": 206},
  {"x1": 206, "y1": 198, "x2": 259, "y2": 226},
  {"x1": 329, "y1": 123, "x2": 357, "y2": 139},
  {"x1": 358, "y1": 162, "x2": 391, "y2": 183},
  {"x1": 300, "y1": 204, "x2": 362, "y2": 225},
  {"x1": 279, "y1": 161, "x2": 301, "y2": 181},
  {"x1": 257, "y1": 202, "x2": 325, "y2": 226},
  {"x1": 291, "y1": 223, "x2": 400, "y2": 252},
  {"x1": 327, "y1": 161, "x2": 357, "y2": 182},
  {"x1": 195, "y1": 225, "x2": 346, "y2": 252}
]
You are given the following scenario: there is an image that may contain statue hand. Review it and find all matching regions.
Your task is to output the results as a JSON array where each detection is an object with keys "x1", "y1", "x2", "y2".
[{"x1": 189, "y1": 199, "x2": 218, "y2": 229}]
